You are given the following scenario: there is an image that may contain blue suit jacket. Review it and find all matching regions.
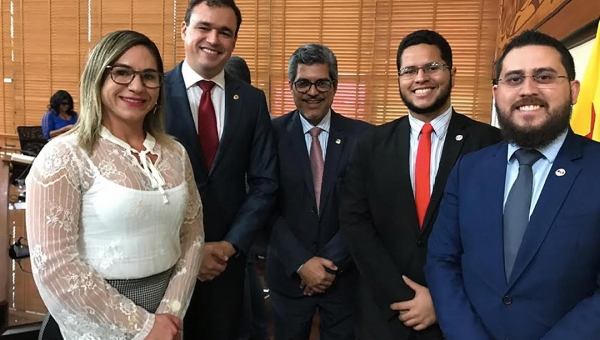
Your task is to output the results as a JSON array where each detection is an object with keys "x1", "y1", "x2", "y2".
[
  {"x1": 266, "y1": 110, "x2": 371, "y2": 297},
  {"x1": 163, "y1": 63, "x2": 277, "y2": 255},
  {"x1": 426, "y1": 132, "x2": 600, "y2": 340}
]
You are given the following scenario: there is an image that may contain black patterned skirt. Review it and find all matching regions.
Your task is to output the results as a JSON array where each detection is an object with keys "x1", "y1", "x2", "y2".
[{"x1": 39, "y1": 267, "x2": 174, "y2": 340}]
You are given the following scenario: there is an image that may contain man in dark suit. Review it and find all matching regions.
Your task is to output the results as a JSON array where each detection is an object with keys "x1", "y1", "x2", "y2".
[
  {"x1": 425, "y1": 30, "x2": 600, "y2": 340},
  {"x1": 163, "y1": 0, "x2": 277, "y2": 339},
  {"x1": 339, "y1": 30, "x2": 501, "y2": 340},
  {"x1": 266, "y1": 43, "x2": 371, "y2": 340}
]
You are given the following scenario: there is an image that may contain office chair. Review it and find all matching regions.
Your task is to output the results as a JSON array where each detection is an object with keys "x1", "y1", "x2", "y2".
[
  {"x1": 12, "y1": 126, "x2": 46, "y2": 183},
  {"x1": 16, "y1": 126, "x2": 47, "y2": 157}
]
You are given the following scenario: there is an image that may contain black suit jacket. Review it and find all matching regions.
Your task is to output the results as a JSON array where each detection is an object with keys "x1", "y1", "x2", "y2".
[
  {"x1": 266, "y1": 110, "x2": 371, "y2": 297},
  {"x1": 164, "y1": 63, "x2": 277, "y2": 255},
  {"x1": 339, "y1": 111, "x2": 502, "y2": 340}
]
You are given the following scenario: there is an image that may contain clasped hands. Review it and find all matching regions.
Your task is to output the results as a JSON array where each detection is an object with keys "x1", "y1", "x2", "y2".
[
  {"x1": 145, "y1": 314, "x2": 181, "y2": 340},
  {"x1": 298, "y1": 257, "x2": 338, "y2": 296},
  {"x1": 389, "y1": 275, "x2": 437, "y2": 331},
  {"x1": 198, "y1": 241, "x2": 236, "y2": 282}
]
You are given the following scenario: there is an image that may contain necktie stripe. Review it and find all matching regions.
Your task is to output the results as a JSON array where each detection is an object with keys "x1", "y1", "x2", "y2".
[
  {"x1": 197, "y1": 80, "x2": 218, "y2": 169},
  {"x1": 309, "y1": 127, "x2": 324, "y2": 213},
  {"x1": 503, "y1": 148, "x2": 543, "y2": 280},
  {"x1": 415, "y1": 123, "x2": 434, "y2": 228}
]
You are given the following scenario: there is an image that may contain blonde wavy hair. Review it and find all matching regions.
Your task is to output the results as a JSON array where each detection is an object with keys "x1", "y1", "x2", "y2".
[{"x1": 71, "y1": 30, "x2": 175, "y2": 152}]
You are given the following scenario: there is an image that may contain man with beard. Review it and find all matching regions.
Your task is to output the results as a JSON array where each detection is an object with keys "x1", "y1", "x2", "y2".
[
  {"x1": 425, "y1": 30, "x2": 600, "y2": 340},
  {"x1": 267, "y1": 43, "x2": 370, "y2": 340},
  {"x1": 339, "y1": 30, "x2": 501, "y2": 340}
]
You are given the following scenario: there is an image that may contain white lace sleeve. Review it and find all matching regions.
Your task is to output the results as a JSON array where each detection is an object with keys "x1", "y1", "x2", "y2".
[
  {"x1": 25, "y1": 139, "x2": 154, "y2": 340},
  {"x1": 155, "y1": 146, "x2": 204, "y2": 318}
]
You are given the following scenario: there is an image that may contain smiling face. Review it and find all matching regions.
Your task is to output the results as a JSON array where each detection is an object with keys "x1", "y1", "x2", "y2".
[
  {"x1": 290, "y1": 63, "x2": 337, "y2": 125},
  {"x1": 182, "y1": 2, "x2": 237, "y2": 79},
  {"x1": 101, "y1": 45, "x2": 160, "y2": 128},
  {"x1": 398, "y1": 43, "x2": 455, "y2": 122},
  {"x1": 493, "y1": 45, "x2": 580, "y2": 148}
]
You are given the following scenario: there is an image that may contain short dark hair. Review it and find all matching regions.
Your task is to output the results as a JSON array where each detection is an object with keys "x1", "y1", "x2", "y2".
[
  {"x1": 184, "y1": 0, "x2": 242, "y2": 36},
  {"x1": 494, "y1": 30, "x2": 575, "y2": 82},
  {"x1": 48, "y1": 90, "x2": 75, "y2": 116},
  {"x1": 225, "y1": 56, "x2": 251, "y2": 83},
  {"x1": 396, "y1": 30, "x2": 453, "y2": 71},
  {"x1": 287, "y1": 43, "x2": 338, "y2": 82}
]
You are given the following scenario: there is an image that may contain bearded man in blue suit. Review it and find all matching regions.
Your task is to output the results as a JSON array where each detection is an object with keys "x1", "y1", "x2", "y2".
[{"x1": 426, "y1": 30, "x2": 600, "y2": 340}]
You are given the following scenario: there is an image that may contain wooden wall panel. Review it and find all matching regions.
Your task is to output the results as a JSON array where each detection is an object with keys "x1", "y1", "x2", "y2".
[{"x1": 496, "y1": 0, "x2": 599, "y2": 57}]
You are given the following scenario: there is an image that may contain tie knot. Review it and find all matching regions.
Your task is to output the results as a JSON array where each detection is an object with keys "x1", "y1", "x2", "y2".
[
  {"x1": 309, "y1": 127, "x2": 322, "y2": 138},
  {"x1": 421, "y1": 123, "x2": 434, "y2": 136},
  {"x1": 198, "y1": 80, "x2": 215, "y2": 92},
  {"x1": 514, "y1": 148, "x2": 543, "y2": 166}
]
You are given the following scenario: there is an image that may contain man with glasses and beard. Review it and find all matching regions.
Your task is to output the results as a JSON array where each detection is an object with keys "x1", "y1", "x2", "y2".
[
  {"x1": 339, "y1": 30, "x2": 501, "y2": 340},
  {"x1": 426, "y1": 30, "x2": 600, "y2": 340},
  {"x1": 266, "y1": 43, "x2": 370, "y2": 340}
]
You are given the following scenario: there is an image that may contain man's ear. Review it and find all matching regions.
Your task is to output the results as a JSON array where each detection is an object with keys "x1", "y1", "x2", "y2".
[
  {"x1": 181, "y1": 21, "x2": 188, "y2": 41},
  {"x1": 570, "y1": 80, "x2": 581, "y2": 105},
  {"x1": 450, "y1": 66, "x2": 457, "y2": 88}
]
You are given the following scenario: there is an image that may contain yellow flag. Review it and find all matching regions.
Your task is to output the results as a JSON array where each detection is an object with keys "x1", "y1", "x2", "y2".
[{"x1": 571, "y1": 23, "x2": 600, "y2": 141}]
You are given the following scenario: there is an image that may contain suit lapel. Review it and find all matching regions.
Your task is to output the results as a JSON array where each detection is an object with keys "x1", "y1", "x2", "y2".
[
  {"x1": 166, "y1": 65, "x2": 209, "y2": 182},
  {"x1": 507, "y1": 133, "x2": 582, "y2": 287},
  {"x1": 287, "y1": 111, "x2": 316, "y2": 203},
  {"x1": 394, "y1": 118, "x2": 421, "y2": 235},
  {"x1": 212, "y1": 73, "x2": 241, "y2": 175},
  {"x1": 422, "y1": 111, "x2": 467, "y2": 232},
  {"x1": 319, "y1": 112, "x2": 345, "y2": 214},
  {"x1": 478, "y1": 143, "x2": 510, "y2": 290}
]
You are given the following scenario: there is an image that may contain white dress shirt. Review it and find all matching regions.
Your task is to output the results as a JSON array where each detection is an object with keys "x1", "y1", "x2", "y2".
[
  {"x1": 181, "y1": 61, "x2": 226, "y2": 139},
  {"x1": 408, "y1": 106, "x2": 453, "y2": 196},
  {"x1": 503, "y1": 130, "x2": 568, "y2": 216},
  {"x1": 299, "y1": 110, "x2": 332, "y2": 161}
]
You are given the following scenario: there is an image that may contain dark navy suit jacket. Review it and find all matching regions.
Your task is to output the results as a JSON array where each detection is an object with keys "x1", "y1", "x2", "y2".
[
  {"x1": 426, "y1": 132, "x2": 600, "y2": 340},
  {"x1": 266, "y1": 110, "x2": 370, "y2": 297},
  {"x1": 340, "y1": 112, "x2": 501, "y2": 340},
  {"x1": 164, "y1": 63, "x2": 277, "y2": 255}
]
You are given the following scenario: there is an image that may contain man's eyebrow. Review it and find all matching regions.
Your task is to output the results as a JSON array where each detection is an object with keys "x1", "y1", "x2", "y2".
[
  {"x1": 502, "y1": 69, "x2": 525, "y2": 76},
  {"x1": 195, "y1": 20, "x2": 234, "y2": 34},
  {"x1": 533, "y1": 67, "x2": 559, "y2": 74}
]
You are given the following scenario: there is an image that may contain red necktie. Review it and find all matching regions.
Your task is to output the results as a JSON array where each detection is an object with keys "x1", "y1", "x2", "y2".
[
  {"x1": 309, "y1": 127, "x2": 324, "y2": 213},
  {"x1": 197, "y1": 80, "x2": 218, "y2": 169},
  {"x1": 415, "y1": 123, "x2": 434, "y2": 228}
]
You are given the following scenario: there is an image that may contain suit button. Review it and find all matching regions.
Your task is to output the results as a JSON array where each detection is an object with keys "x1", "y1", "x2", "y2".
[
  {"x1": 417, "y1": 240, "x2": 425, "y2": 247},
  {"x1": 502, "y1": 296, "x2": 513, "y2": 305}
]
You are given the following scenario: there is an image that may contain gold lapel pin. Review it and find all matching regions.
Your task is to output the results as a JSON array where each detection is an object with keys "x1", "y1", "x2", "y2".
[
  {"x1": 233, "y1": 94, "x2": 239, "y2": 100},
  {"x1": 335, "y1": 139, "x2": 341, "y2": 144}
]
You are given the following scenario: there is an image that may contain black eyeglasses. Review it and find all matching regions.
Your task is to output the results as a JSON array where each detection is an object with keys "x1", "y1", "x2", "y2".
[
  {"x1": 398, "y1": 62, "x2": 451, "y2": 78},
  {"x1": 292, "y1": 79, "x2": 335, "y2": 94},
  {"x1": 496, "y1": 72, "x2": 570, "y2": 88},
  {"x1": 106, "y1": 65, "x2": 163, "y2": 89}
]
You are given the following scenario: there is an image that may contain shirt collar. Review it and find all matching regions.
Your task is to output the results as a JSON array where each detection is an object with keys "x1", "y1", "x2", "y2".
[
  {"x1": 299, "y1": 109, "x2": 332, "y2": 135},
  {"x1": 408, "y1": 106, "x2": 453, "y2": 139},
  {"x1": 506, "y1": 129, "x2": 568, "y2": 164},
  {"x1": 182, "y1": 60, "x2": 226, "y2": 90},
  {"x1": 100, "y1": 125, "x2": 156, "y2": 153}
]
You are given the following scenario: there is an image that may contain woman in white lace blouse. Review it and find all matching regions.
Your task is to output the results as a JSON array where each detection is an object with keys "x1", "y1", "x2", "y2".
[{"x1": 25, "y1": 30, "x2": 204, "y2": 340}]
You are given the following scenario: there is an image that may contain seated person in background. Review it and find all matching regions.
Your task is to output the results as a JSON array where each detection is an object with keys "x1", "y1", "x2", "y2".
[
  {"x1": 26, "y1": 30, "x2": 204, "y2": 340},
  {"x1": 41, "y1": 90, "x2": 78, "y2": 139},
  {"x1": 225, "y1": 55, "x2": 270, "y2": 340}
]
